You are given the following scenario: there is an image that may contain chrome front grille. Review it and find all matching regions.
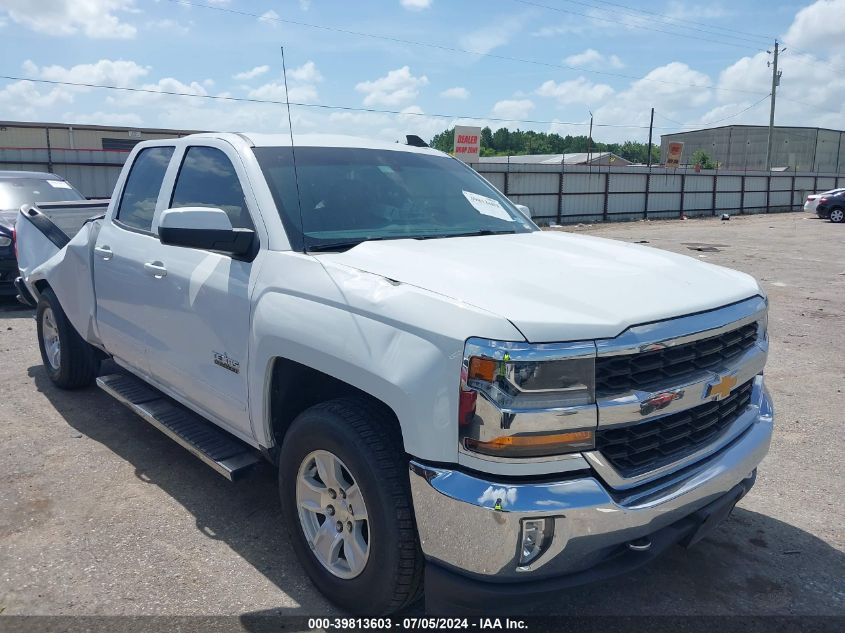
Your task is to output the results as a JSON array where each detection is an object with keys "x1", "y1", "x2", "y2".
[
  {"x1": 595, "y1": 322, "x2": 759, "y2": 398},
  {"x1": 595, "y1": 379, "x2": 754, "y2": 477}
]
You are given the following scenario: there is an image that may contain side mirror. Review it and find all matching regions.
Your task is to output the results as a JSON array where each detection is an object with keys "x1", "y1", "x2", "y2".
[
  {"x1": 515, "y1": 203, "x2": 532, "y2": 217},
  {"x1": 158, "y1": 207, "x2": 254, "y2": 256}
]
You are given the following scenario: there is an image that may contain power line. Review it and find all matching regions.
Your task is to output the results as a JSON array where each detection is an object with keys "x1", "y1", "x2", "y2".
[
  {"x1": 166, "y1": 0, "x2": 772, "y2": 98},
  {"x1": 511, "y1": 0, "x2": 768, "y2": 52},
  {"x1": 653, "y1": 94, "x2": 771, "y2": 129},
  {"x1": 0, "y1": 74, "x2": 685, "y2": 130},
  {"x1": 565, "y1": 0, "x2": 774, "y2": 43}
]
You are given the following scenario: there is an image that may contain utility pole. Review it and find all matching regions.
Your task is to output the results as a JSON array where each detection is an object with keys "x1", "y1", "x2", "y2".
[
  {"x1": 765, "y1": 40, "x2": 782, "y2": 171},
  {"x1": 587, "y1": 110, "x2": 593, "y2": 165},
  {"x1": 647, "y1": 107, "x2": 655, "y2": 167}
]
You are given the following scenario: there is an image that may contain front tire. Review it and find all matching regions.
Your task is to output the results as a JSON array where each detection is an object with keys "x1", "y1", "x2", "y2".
[
  {"x1": 279, "y1": 397, "x2": 424, "y2": 614},
  {"x1": 36, "y1": 288, "x2": 99, "y2": 389},
  {"x1": 830, "y1": 208, "x2": 844, "y2": 223}
]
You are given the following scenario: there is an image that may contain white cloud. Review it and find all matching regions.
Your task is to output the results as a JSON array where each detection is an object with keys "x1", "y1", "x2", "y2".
[
  {"x1": 248, "y1": 82, "x2": 318, "y2": 103},
  {"x1": 146, "y1": 18, "x2": 190, "y2": 35},
  {"x1": 299, "y1": 0, "x2": 312, "y2": 10},
  {"x1": 0, "y1": 0, "x2": 136, "y2": 39},
  {"x1": 22, "y1": 59, "x2": 150, "y2": 88},
  {"x1": 60, "y1": 110, "x2": 143, "y2": 127},
  {"x1": 665, "y1": 1, "x2": 727, "y2": 21},
  {"x1": 587, "y1": 62, "x2": 713, "y2": 141},
  {"x1": 564, "y1": 48, "x2": 624, "y2": 69},
  {"x1": 536, "y1": 77, "x2": 615, "y2": 105},
  {"x1": 783, "y1": 0, "x2": 845, "y2": 52},
  {"x1": 258, "y1": 9, "x2": 279, "y2": 26},
  {"x1": 289, "y1": 61, "x2": 323, "y2": 83},
  {"x1": 440, "y1": 86, "x2": 470, "y2": 100},
  {"x1": 460, "y1": 17, "x2": 522, "y2": 55},
  {"x1": 0, "y1": 80, "x2": 75, "y2": 120},
  {"x1": 491, "y1": 99, "x2": 534, "y2": 120},
  {"x1": 401, "y1": 0, "x2": 432, "y2": 10},
  {"x1": 355, "y1": 66, "x2": 429, "y2": 107},
  {"x1": 233, "y1": 65, "x2": 270, "y2": 81}
]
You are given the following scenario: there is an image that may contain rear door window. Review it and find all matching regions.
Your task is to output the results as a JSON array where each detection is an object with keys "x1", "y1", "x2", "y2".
[
  {"x1": 169, "y1": 146, "x2": 254, "y2": 230},
  {"x1": 115, "y1": 146, "x2": 174, "y2": 232}
]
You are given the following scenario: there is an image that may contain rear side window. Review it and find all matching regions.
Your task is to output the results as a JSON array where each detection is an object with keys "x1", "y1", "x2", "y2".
[
  {"x1": 116, "y1": 146, "x2": 174, "y2": 232},
  {"x1": 169, "y1": 146, "x2": 254, "y2": 230}
]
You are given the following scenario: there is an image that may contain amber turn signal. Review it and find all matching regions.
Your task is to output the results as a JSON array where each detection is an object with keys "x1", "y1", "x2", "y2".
[
  {"x1": 468, "y1": 356, "x2": 497, "y2": 383},
  {"x1": 464, "y1": 430, "x2": 595, "y2": 458}
]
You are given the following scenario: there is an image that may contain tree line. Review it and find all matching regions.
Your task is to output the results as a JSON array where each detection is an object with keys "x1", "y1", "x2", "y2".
[{"x1": 430, "y1": 126, "x2": 660, "y2": 164}]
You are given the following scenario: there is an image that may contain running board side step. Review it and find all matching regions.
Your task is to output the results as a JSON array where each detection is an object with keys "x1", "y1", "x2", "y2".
[{"x1": 96, "y1": 374, "x2": 261, "y2": 481}]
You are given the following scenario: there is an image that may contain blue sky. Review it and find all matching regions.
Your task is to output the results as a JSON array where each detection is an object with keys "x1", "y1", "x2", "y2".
[{"x1": 0, "y1": 0, "x2": 843, "y2": 144}]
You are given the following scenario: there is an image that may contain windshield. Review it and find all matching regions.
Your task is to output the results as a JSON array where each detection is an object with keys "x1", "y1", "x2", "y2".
[
  {"x1": 0, "y1": 177, "x2": 85, "y2": 211},
  {"x1": 253, "y1": 146, "x2": 535, "y2": 251}
]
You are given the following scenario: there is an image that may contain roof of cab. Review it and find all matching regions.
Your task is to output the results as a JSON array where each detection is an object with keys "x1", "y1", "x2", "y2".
[{"x1": 181, "y1": 132, "x2": 445, "y2": 156}]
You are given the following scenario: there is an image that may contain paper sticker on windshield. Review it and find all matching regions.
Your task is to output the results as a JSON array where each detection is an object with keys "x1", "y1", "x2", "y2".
[
  {"x1": 47, "y1": 180, "x2": 72, "y2": 189},
  {"x1": 462, "y1": 191, "x2": 513, "y2": 221}
]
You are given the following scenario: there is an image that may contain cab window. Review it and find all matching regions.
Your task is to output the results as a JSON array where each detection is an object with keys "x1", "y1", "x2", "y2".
[
  {"x1": 169, "y1": 146, "x2": 255, "y2": 230},
  {"x1": 115, "y1": 146, "x2": 174, "y2": 232}
]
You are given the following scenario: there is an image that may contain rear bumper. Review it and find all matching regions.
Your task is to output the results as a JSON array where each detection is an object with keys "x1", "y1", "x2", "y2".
[{"x1": 409, "y1": 376, "x2": 773, "y2": 589}]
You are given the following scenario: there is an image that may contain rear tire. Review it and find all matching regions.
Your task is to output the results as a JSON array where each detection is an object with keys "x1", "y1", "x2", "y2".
[
  {"x1": 36, "y1": 288, "x2": 99, "y2": 389},
  {"x1": 278, "y1": 397, "x2": 424, "y2": 615},
  {"x1": 830, "y1": 208, "x2": 844, "y2": 223}
]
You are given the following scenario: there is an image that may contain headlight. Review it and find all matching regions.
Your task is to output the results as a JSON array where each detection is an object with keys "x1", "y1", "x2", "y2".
[
  {"x1": 0, "y1": 236, "x2": 11, "y2": 247},
  {"x1": 460, "y1": 338, "x2": 597, "y2": 459}
]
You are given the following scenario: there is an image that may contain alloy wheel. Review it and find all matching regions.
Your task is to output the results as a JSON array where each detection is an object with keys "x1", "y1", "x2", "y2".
[{"x1": 296, "y1": 449, "x2": 370, "y2": 579}]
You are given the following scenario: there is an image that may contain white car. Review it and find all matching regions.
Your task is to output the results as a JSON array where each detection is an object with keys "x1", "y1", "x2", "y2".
[
  {"x1": 804, "y1": 188, "x2": 845, "y2": 217},
  {"x1": 16, "y1": 133, "x2": 774, "y2": 614}
]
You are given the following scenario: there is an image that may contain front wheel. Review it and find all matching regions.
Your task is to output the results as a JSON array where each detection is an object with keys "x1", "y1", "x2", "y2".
[
  {"x1": 829, "y1": 208, "x2": 844, "y2": 223},
  {"x1": 36, "y1": 288, "x2": 99, "y2": 388},
  {"x1": 278, "y1": 398, "x2": 424, "y2": 614}
]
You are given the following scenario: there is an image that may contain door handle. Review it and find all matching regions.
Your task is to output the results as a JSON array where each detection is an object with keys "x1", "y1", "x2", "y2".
[
  {"x1": 144, "y1": 261, "x2": 167, "y2": 278},
  {"x1": 94, "y1": 245, "x2": 113, "y2": 261}
]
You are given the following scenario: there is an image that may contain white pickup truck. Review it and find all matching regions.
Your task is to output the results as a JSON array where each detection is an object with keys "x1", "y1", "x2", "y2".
[{"x1": 16, "y1": 133, "x2": 774, "y2": 614}]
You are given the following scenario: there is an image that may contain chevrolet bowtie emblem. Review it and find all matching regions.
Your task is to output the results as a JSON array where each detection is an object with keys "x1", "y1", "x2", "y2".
[{"x1": 704, "y1": 374, "x2": 738, "y2": 401}]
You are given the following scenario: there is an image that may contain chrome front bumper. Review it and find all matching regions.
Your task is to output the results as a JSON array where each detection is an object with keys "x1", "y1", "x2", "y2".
[{"x1": 409, "y1": 376, "x2": 773, "y2": 581}]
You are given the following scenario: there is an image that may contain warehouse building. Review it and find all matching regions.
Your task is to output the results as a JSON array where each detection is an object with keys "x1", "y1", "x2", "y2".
[
  {"x1": 660, "y1": 125, "x2": 845, "y2": 172},
  {"x1": 0, "y1": 120, "x2": 199, "y2": 197}
]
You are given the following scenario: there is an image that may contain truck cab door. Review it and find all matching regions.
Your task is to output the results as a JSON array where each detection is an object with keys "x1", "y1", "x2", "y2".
[
  {"x1": 142, "y1": 143, "x2": 261, "y2": 442},
  {"x1": 93, "y1": 145, "x2": 175, "y2": 375}
]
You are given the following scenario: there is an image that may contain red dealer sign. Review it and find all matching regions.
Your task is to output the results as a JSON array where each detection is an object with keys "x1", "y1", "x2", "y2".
[{"x1": 453, "y1": 125, "x2": 482, "y2": 162}]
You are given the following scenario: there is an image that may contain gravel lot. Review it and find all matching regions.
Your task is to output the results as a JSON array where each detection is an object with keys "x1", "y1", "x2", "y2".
[{"x1": 0, "y1": 212, "x2": 843, "y2": 619}]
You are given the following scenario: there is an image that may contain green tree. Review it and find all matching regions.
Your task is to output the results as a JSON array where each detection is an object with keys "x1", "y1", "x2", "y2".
[{"x1": 690, "y1": 149, "x2": 717, "y2": 169}]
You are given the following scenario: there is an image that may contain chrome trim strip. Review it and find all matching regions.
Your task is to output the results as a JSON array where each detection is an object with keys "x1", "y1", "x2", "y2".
[
  {"x1": 596, "y1": 342, "x2": 767, "y2": 427},
  {"x1": 585, "y1": 375, "x2": 769, "y2": 490},
  {"x1": 465, "y1": 337, "x2": 596, "y2": 362},
  {"x1": 595, "y1": 296, "x2": 767, "y2": 357}
]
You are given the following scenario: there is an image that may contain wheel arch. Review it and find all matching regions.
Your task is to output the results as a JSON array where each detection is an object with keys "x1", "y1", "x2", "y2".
[{"x1": 263, "y1": 356, "x2": 405, "y2": 463}]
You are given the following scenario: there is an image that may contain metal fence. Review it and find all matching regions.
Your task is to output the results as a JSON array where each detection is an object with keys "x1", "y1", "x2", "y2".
[
  {"x1": 472, "y1": 162, "x2": 845, "y2": 224},
  {"x1": 0, "y1": 147, "x2": 127, "y2": 198},
  {"x1": 4, "y1": 146, "x2": 845, "y2": 221}
]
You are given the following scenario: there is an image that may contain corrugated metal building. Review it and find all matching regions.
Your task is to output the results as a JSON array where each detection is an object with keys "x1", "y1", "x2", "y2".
[
  {"x1": 0, "y1": 120, "x2": 200, "y2": 197},
  {"x1": 660, "y1": 125, "x2": 845, "y2": 172}
]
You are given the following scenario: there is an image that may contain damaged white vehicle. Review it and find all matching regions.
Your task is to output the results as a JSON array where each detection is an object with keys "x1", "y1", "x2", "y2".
[{"x1": 16, "y1": 133, "x2": 774, "y2": 614}]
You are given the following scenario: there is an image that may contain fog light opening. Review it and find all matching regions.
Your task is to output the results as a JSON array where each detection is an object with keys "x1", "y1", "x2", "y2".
[{"x1": 519, "y1": 518, "x2": 551, "y2": 566}]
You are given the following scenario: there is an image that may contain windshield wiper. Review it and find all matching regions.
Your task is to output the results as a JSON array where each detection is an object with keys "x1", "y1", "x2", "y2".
[
  {"x1": 306, "y1": 236, "x2": 394, "y2": 252},
  {"x1": 415, "y1": 229, "x2": 516, "y2": 240}
]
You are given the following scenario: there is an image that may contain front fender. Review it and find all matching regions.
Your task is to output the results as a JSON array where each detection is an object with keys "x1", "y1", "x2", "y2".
[{"x1": 247, "y1": 252, "x2": 522, "y2": 464}]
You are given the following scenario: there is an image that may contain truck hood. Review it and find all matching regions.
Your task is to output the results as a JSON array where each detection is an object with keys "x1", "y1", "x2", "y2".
[{"x1": 317, "y1": 231, "x2": 762, "y2": 342}]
